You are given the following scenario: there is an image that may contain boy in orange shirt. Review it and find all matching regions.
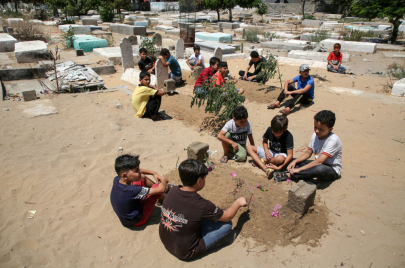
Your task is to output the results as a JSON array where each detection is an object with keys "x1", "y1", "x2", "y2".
[{"x1": 212, "y1": 61, "x2": 244, "y2": 95}]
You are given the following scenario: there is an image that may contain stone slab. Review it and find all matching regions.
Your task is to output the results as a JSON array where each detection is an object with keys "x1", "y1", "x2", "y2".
[
  {"x1": 7, "y1": 18, "x2": 23, "y2": 27},
  {"x1": 260, "y1": 41, "x2": 312, "y2": 51},
  {"x1": 383, "y1": 52, "x2": 405, "y2": 58},
  {"x1": 70, "y1": 35, "x2": 108, "y2": 52},
  {"x1": 29, "y1": 19, "x2": 44, "y2": 25},
  {"x1": 277, "y1": 56, "x2": 327, "y2": 69},
  {"x1": 324, "y1": 14, "x2": 342, "y2": 19},
  {"x1": 92, "y1": 30, "x2": 112, "y2": 36},
  {"x1": 120, "y1": 37, "x2": 134, "y2": 72},
  {"x1": 287, "y1": 180, "x2": 317, "y2": 215},
  {"x1": 302, "y1": 19, "x2": 322, "y2": 28},
  {"x1": 275, "y1": 32, "x2": 300, "y2": 40},
  {"x1": 93, "y1": 46, "x2": 141, "y2": 65},
  {"x1": 134, "y1": 21, "x2": 149, "y2": 27},
  {"x1": 220, "y1": 22, "x2": 240, "y2": 29},
  {"x1": 43, "y1": 21, "x2": 57, "y2": 26},
  {"x1": 0, "y1": 33, "x2": 18, "y2": 52},
  {"x1": 194, "y1": 41, "x2": 236, "y2": 54},
  {"x1": 14, "y1": 41, "x2": 49, "y2": 63},
  {"x1": 377, "y1": 44, "x2": 405, "y2": 51},
  {"x1": 109, "y1": 23, "x2": 147, "y2": 36},
  {"x1": 288, "y1": 50, "x2": 350, "y2": 62},
  {"x1": 121, "y1": 68, "x2": 157, "y2": 86},
  {"x1": 392, "y1": 78, "x2": 405, "y2": 97},
  {"x1": 175, "y1": 38, "x2": 184, "y2": 60},
  {"x1": 82, "y1": 18, "x2": 98, "y2": 26},
  {"x1": 166, "y1": 29, "x2": 180, "y2": 35},
  {"x1": 195, "y1": 32, "x2": 232, "y2": 43},
  {"x1": 59, "y1": 24, "x2": 92, "y2": 35},
  {"x1": 22, "y1": 90, "x2": 37, "y2": 101},
  {"x1": 320, "y1": 39, "x2": 377, "y2": 53}
]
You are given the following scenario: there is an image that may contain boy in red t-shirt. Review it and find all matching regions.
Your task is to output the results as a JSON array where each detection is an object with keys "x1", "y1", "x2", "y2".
[
  {"x1": 212, "y1": 61, "x2": 245, "y2": 95},
  {"x1": 327, "y1": 43, "x2": 346, "y2": 74}
]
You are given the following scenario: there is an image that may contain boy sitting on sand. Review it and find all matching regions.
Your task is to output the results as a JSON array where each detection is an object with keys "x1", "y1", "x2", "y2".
[
  {"x1": 158, "y1": 48, "x2": 185, "y2": 87},
  {"x1": 239, "y1": 51, "x2": 267, "y2": 83},
  {"x1": 138, "y1": 48, "x2": 155, "y2": 74},
  {"x1": 194, "y1": 56, "x2": 220, "y2": 95},
  {"x1": 186, "y1": 45, "x2": 205, "y2": 70},
  {"x1": 213, "y1": 61, "x2": 245, "y2": 95},
  {"x1": 327, "y1": 43, "x2": 346, "y2": 74},
  {"x1": 110, "y1": 154, "x2": 169, "y2": 227},
  {"x1": 273, "y1": 110, "x2": 342, "y2": 183},
  {"x1": 159, "y1": 159, "x2": 247, "y2": 260},
  {"x1": 267, "y1": 64, "x2": 315, "y2": 116},
  {"x1": 131, "y1": 71, "x2": 165, "y2": 121},
  {"x1": 247, "y1": 115, "x2": 293, "y2": 178},
  {"x1": 217, "y1": 106, "x2": 254, "y2": 163}
]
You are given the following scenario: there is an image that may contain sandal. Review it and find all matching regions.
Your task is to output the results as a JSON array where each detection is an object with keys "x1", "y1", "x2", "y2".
[
  {"x1": 267, "y1": 103, "x2": 280, "y2": 109},
  {"x1": 266, "y1": 168, "x2": 274, "y2": 179},
  {"x1": 279, "y1": 108, "x2": 290, "y2": 116},
  {"x1": 220, "y1": 155, "x2": 228, "y2": 163},
  {"x1": 274, "y1": 171, "x2": 289, "y2": 182}
]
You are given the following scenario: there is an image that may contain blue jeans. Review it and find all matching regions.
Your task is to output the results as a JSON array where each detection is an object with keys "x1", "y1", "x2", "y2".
[
  {"x1": 327, "y1": 64, "x2": 346, "y2": 74},
  {"x1": 194, "y1": 86, "x2": 208, "y2": 95},
  {"x1": 169, "y1": 72, "x2": 181, "y2": 82},
  {"x1": 201, "y1": 220, "x2": 232, "y2": 250}
]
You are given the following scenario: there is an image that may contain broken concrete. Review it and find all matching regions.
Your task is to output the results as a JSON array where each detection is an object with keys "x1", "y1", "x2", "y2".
[
  {"x1": 0, "y1": 33, "x2": 17, "y2": 52},
  {"x1": 391, "y1": 78, "x2": 405, "y2": 97},
  {"x1": 15, "y1": 41, "x2": 50, "y2": 63},
  {"x1": 163, "y1": 79, "x2": 176, "y2": 93},
  {"x1": 187, "y1": 141, "x2": 209, "y2": 164},
  {"x1": 287, "y1": 180, "x2": 316, "y2": 215}
]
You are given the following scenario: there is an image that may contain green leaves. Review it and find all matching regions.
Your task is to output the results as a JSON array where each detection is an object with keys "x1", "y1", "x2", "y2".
[{"x1": 256, "y1": 53, "x2": 278, "y2": 83}]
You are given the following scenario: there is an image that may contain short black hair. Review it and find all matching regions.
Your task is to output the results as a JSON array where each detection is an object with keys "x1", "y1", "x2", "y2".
[
  {"x1": 334, "y1": 43, "x2": 341, "y2": 49},
  {"x1": 194, "y1": 45, "x2": 200, "y2": 51},
  {"x1": 178, "y1": 159, "x2": 208, "y2": 187},
  {"x1": 139, "y1": 47, "x2": 147, "y2": 54},
  {"x1": 209, "y1": 57, "x2": 220, "y2": 67},
  {"x1": 115, "y1": 154, "x2": 140, "y2": 178},
  {"x1": 233, "y1": 105, "x2": 248, "y2": 120},
  {"x1": 160, "y1": 48, "x2": 170, "y2": 56},
  {"x1": 140, "y1": 71, "x2": 151, "y2": 80},
  {"x1": 250, "y1": 51, "x2": 259, "y2": 58},
  {"x1": 218, "y1": 61, "x2": 228, "y2": 68},
  {"x1": 271, "y1": 115, "x2": 288, "y2": 133},
  {"x1": 314, "y1": 110, "x2": 336, "y2": 128}
]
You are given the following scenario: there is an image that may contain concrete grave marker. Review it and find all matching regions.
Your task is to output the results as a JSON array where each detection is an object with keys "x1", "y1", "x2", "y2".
[
  {"x1": 153, "y1": 33, "x2": 162, "y2": 46},
  {"x1": 22, "y1": 90, "x2": 37, "y2": 101},
  {"x1": 2, "y1": 25, "x2": 7, "y2": 33},
  {"x1": 81, "y1": 18, "x2": 98, "y2": 26},
  {"x1": 194, "y1": 66, "x2": 203, "y2": 78},
  {"x1": 163, "y1": 79, "x2": 176, "y2": 93},
  {"x1": 120, "y1": 37, "x2": 134, "y2": 72},
  {"x1": 155, "y1": 59, "x2": 168, "y2": 89},
  {"x1": 287, "y1": 180, "x2": 316, "y2": 215},
  {"x1": 0, "y1": 33, "x2": 18, "y2": 52},
  {"x1": 14, "y1": 41, "x2": 50, "y2": 63},
  {"x1": 128, "y1": 35, "x2": 138, "y2": 45},
  {"x1": 187, "y1": 142, "x2": 209, "y2": 163},
  {"x1": 214, "y1": 47, "x2": 223, "y2": 61},
  {"x1": 175, "y1": 38, "x2": 184, "y2": 60},
  {"x1": 218, "y1": 24, "x2": 223, "y2": 33},
  {"x1": 76, "y1": 49, "x2": 84, "y2": 56}
]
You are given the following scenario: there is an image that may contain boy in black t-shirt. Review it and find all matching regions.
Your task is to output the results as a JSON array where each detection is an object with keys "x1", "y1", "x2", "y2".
[
  {"x1": 247, "y1": 115, "x2": 294, "y2": 179},
  {"x1": 159, "y1": 159, "x2": 247, "y2": 260},
  {"x1": 239, "y1": 51, "x2": 267, "y2": 83},
  {"x1": 138, "y1": 48, "x2": 155, "y2": 74}
]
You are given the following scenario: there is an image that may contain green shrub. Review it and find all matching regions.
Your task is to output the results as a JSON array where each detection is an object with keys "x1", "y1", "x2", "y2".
[
  {"x1": 342, "y1": 29, "x2": 377, "y2": 41},
  {"x1": 245, "y1": 28, "x2": 260, "y2": 43},
  {"x1": 308, "y1": 30, "x2": 330, "y2": 44},
  {"x1": 99, "y1": 2, "x2": 115, "y2": 22}
]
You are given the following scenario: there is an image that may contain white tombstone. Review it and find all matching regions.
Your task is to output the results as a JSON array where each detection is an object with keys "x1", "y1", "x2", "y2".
[
  {"x1": 153, "y1": 33, "x2": 162, "y2": 46},
  {"x1": 155, "y1": 59, "x2": 168, "y2": 89},
  {"x1": 120, "y1": 37, "x2": 134, "y2": 72},
  {"x1": 175, "y1": 38, "x2": 184, "y2": 60},
  {"x1": 214, "y1": 47, "x2": 223, "y2": 61}
]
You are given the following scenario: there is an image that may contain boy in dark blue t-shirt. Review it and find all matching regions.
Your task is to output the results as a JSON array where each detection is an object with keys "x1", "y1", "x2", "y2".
[
  {"x1": 158, "y1": 48, "x2": 185, "y2": 87},
  {"x1": 267, "y1": 64, "x2": 315, "y2": 115},
  {"x1": 110, "y1": 154, "x2": 169, "y2": 227}
]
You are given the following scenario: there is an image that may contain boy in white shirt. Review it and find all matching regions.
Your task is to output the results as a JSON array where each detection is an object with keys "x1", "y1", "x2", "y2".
[
  {"x1": 187, "y1": 45, "x2": 205, "y2": 71},
  {"x1": 274, "y1": 110, "x2": 342, "y2": 182}
]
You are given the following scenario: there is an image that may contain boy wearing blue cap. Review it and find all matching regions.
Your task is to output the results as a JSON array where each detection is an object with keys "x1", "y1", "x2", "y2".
[{"x1": 267, "y1": 64, "x2": 315, "y2": 116}]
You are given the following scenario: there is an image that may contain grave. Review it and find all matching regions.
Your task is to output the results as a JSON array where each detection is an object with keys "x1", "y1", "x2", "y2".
[
  {"x1": 109, "y1": 23, "x2": 146, "y2": 36},
  {"x1": 260, "y1": 41, "x2": 312, "y2": 51},
  {"x1": 302, "y1": 19, "x2": 322, "y2": 28},
  {"x1": 29, "y1": 19, "x2": 44, "y2": 25},
  {"x1": 274, "y1": 32, "x2": 300, "y2": 40},
  {"x1": 82, "y1": 18, "x2": 98, "y2": 26},
  {"x1": 220, "y1": 22, "x2": 240, "y2": 29},
  {"x1": 22, "y1": 90, "x2": 37, "y2": 101},
  {"x1": 14, "y1": 41, "x2": 50, "y2": 63},
  {"x1": 320, "y1": 39, "x2": 377, "y2": 53},
  {"x1": 93, "y1": 46, "x2": 141, "y2": 65},
  {"x1": 160, "y1": 20, "x2": 179, "y2": 27},
  {"x1": 187, "y1": 141, "x2": 209, "y2": 164},
  {"x1": 213, "y1": 47, "x2": 222, "y2": 61},
  {"x1": 43, "y1": 21, "x2": 57, "y2": 26},
  {"x1": 155, "y1": 59, "x2": 167, "y2": 89},
  {"x1": 121, "y1": 68, "x2": 157, "y2": 86},
  {"x1": 195, "y1": 32, "x2": 233, "y2": 43},
  {"x1": 194, "y1": 41, "x2": 236, "y2": 54},
  {"x1": 68, "y1": 35, "x2": 108, "y2": 52},
  {"x1": 59, "y1": 25, "x2": 92, "y2": 35},
  {"x1": 391, "y1": 78, "x2": 405, "y2": 97},
  {"x1": 7, "y1": 18, "x2": 23, "y2": 27},
  {"x1": 324, "y1": 14, "x2": 342, "y2": 19},
  {"x1": 163, "y1": 79, "x2": 176, "y2": 93},
  {"x1": 120, "y1": 37, "x2": 135, "y2": 72},
  {"x1": 0, "y1": 33, "x2": 18, "y2": 52},
  {"x1": 175, "y1": 38, "x2": 184, "y2": 60},
  {"x1": 287, "y1": 180, "x2": 316, "y2": 215},
  {"x1": 288, "y1": 50, "x2": 350, "y2": 62},
  {"x1": 134, "y1": 21, "x2": 149, "y2": 27},
  {"x1": 155, "y1": 25, "x2": 175, "y2": 32},
  {"x1": 166, "y1": 29, "x2": 180, "y2": 35},
  {"x1": 92, "y1": 30, "x2": 112, "y2": 36},
  {"x1": 276, "y1": 56, "x2": 326, "y2": 69},
  {"x1": 152, "y1": 33, "x2": 162, "y2": 46},
  {"x1": 128, "y1": 35, "x2": 138, "y2": 45}
]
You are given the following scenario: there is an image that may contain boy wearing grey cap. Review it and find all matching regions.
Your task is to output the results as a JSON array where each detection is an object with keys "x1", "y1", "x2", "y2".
[{"x1": 267, "y1": 64, "x2": 315, "y2": 115}]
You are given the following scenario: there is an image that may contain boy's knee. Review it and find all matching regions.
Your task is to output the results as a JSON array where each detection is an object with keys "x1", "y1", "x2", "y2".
[{"x1": 272, "y1": 156, "x2": 285, "y2": 166}]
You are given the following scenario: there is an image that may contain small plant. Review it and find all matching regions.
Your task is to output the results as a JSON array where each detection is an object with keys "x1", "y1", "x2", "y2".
[
  {"x1": 201, "y1": 20, "x2": 211, "y2": 27},
  {"x1": 256, "y1": 53, "x2": 279, "y2": 83},
  {"x1": 388, "y1": 62, "x2": 405, "y2": 80},
  {"x1": 245, "y1": 28, "x2": 260, "y2": 43},
  {"x1": 12, "y1": 21, "x2": 50, "y2": 42},
  {"x1": 61, "y1": 26, "x2": 76, "y2": 49},
  {"x1": 342, "y1": 29, "x2": 377, "y2": 41},
  {"x1": 263, "y1": 31, "x2": 279, "y2": 40},
  {"x1": 308, "y1": 30, "x2": 330, "y2": 45},
  {"x1": 255, "y1": 2, "x2": 269, "y2": 23},
  {"x1": 100, "y1": 35, "x2": 115, "y2": 47},
  {"x1": 31, "y1": 46, "x2": 62, "y2": 93},
  {"x1": 139, "y1": 37, "x2": 158, "y2": 62}
]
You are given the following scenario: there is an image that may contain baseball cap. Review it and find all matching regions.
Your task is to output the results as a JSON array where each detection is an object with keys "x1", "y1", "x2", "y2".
[{"x1": 299, "y1": 64, "x2": 311, "y2": 72}]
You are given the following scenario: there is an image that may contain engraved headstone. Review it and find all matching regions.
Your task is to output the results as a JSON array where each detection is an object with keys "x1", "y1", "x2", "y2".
[
  {"x1": 153, "y1": 33, "x2": 162, "y2": 46},
  {"x1": 194, "y1": 66, "x2": 203, "y2": 78},
  {"x1": 213, "y1": 47, "x2": 223, "y2": 61},
  {"x1": 155, "y1": 59, "x2": 168, "y2": 89},
  {"x1": 128, "y1": 35, "x2": 137, "y2": 45},
  {"x1": 175, "y1": 38, "x2": 184, "y2": 60},
  {"x1": 119, "y1": 37, "x2": 134, "y2": 72},
  {"x1": 218, "y1": 24, "x2": 223, "y2": 33}
]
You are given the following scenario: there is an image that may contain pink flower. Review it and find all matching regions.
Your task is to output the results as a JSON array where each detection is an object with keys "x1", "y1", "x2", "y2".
[
  {"x1": 257, "y1": 184, "x2": 261, "y2": 189},
  {"x1": 286, "y1": 178, "x2": 292, "y2": 183},
  {"x1": 208, "y1": 165, "x2": 213, "y2": 172},
  {"x1": 272, "y1": 204, "x2": 282, "y2": 212},
  {"x1": 271, "y1": 211, "x2": 279, "y2": 218},
  {"x1": 229, "y1": 172, "x2": 237, "y2": 177},
  {"x1": 242, "y1": 180, "x2": 245, "y2": 183}
]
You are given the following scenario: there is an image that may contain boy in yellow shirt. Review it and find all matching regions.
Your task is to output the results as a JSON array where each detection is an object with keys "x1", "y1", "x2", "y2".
[{"x1": 131, "y1": 71, "x2": 165, "y2": 121}]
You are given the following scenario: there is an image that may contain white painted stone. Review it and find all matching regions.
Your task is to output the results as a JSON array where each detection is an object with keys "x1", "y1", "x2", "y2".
[
  {"x1": 29, "y1": 19, "x2": 44, "y2": 25},
  {"x1": 320, "y1": 39, "x2": 377, "y2": 53},
  {"x1": 213, "y1": 47, "x2": 222, "y2": 61},
  {"x1": 155, "y1": 25, "x2": 175, "y2": 32},
  {"x1": 93, "y1": 46, "x2": 141, "y2": 65},
  {"x1": 392, "y1": 78, "x2": 405, "y2": 97},
  {"x1": 175, "y1": 38, "x2": 184, "y2": 60},
  {"x1": 155, "y1": 59, "x2": 167, "y2": 89},
  {"x1": 302, "y1": 19, "x2": 322, "y2": 28},
  {"x1": 120, "y1": 37, "x2": 134, "y2": 72},
  {"x1": 7, "y1": 18, "x2": 23, "y2": 27},
  {"x1": 121, "y1": 68, "x2": 157, "y2": 86},
  {"x1": 0, "y1": 33, "x2": 18, "y2": 52},
  {"x1": 43, "y1": 21, "x2": 57, "y2": 26},
  {"x1": 14, "y1": 41, "x2": 49, "y2": 63},
  {"x1": 288, "y1": 50, "x2": 350, "y2": 62},
  {"x1": 324, "y1": 14, "x2": 342, "y2": 19},
  {"x1": 276, "y1": 56, "x2": 327, "y2": 69}
]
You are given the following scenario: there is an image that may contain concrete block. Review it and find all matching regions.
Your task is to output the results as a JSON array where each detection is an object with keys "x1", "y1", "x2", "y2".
[
  {"x1": 109, "y1": 24, "x2": 146, "y2": 36},
  {"x1": 76, "y1": 49, "x2": 84, "y2": 56},
  {"x1": 163, "y1": 79, "x2": 176, "y2": 93},
  {"x1": 14, "y1": 41, "x2": 50, "y2": 63},
  {"x1": 187, "y1": 141, "x2": 209, "y2": 164},
  {"x1": 91, "y1": 30, "x2": 111, "y2": 36},
  {"x1": 324, "y1": 14, "x2": 342, "y2": 19},
  {"x1": 43, "y1": 21, "x2": 57, "y2": 26},
  {"x1": 220, "y1": 22, "x2": 240, "y2": 29},
  {"x1": 194, "y1": 66, "x2": 203, "y2": 79},
  {"x1": 287, "y1": 180, "x2": 316, "y2": 215},
  {"x1": 391, "y1": 78, "x2": 405, "y2": 97},
  {"x1": 302, "y1": 19, "x2": 322, "y2": 28},
  {"x1": 29, "y1": 19, "x2": 44, "y2": 25},
  {"x1": 0, "y1": 33, "x2": 18, "y2": 52},
  {"x1": 194, "y1": 41, "x2": 235, "y2": 54},
  {"x1": 70, "y1": 35, "x2": 107, "y2": 52},
  {"x1": 134, "y1": 21, "x2": 148, "y2": 27},
  {"x1": 59, "y1": 24, "x2": 92, "y2": 35},
  {"x1": 155, "y1": 25, "x2": 175, "y2": 32},
  {"x1": 93, "y1": 46, "x2": 141, "y2": 65},
  {"x1": 7, "y1": 28, "x2": 13, "y2": 34},
  {"x1": 288, "y1": 50, "x2": 350, "y2": 62},
  {"x1": 7, "y1": 18, "x2": 23, "y2": 27},
  {"x1": 260, "y1": 41, "x2": 312, "y2": 51},
  {"x1": 195, "y1": 32, "x2": 232, "y2": 43},
  {"x1": 22, "y1": 90, "x2": 37, "y2": 101},
  {"x1": 320, "y1": 39, "x2": 377, "y2": 53}
]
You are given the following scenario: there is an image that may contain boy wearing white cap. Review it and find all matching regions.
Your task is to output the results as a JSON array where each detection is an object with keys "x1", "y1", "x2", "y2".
[{"x1": 267, "y1": 64, "x2": 315, "y2": 115}]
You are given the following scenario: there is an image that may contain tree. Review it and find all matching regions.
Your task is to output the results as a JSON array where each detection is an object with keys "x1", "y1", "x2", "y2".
[
  {"x1": 351, "y1": 0, "x2": 405, "y2": 43},
  {"x1": 255, "y1": 2, "x2": 269, "y2": 22},
  {"x1": 226, "y1": 0, "x2": 261, "y2": 22},
  {"x1": 46, "y1": 0, "x2": 99, "y2": 16},
  {"x1": 331, "y1": 0, "x2": 354, "y2": 17},
  {"x1": 204, "y1": 0, "x2": 227, "y2": 21}
]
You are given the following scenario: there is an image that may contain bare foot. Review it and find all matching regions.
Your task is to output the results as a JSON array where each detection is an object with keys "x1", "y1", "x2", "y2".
[
  {"x1": 280, "y1": 108, "x2": 291, "y2": 115},
  {"x1": 267, "y1": 103, "x2": 280, "y2": 109}
]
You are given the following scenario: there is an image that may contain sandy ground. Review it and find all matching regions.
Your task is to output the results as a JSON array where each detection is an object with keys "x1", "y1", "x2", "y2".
[{"x1": 1, "y1": 16, "x2": 405, "y2": 268}]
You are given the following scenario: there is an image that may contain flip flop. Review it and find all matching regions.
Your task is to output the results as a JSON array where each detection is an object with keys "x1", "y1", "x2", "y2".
[
  {"x1": 267, "y1": 103, "x2": 279, "y2": 109},
  {"x1": 274, "y1": 171, "x2": 289, "y2": 182},
  {"x1": 220, "y1": 155, "x2": 228, "y2": 163}
]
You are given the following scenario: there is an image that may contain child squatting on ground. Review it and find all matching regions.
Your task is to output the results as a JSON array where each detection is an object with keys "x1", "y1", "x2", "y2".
[
  {"x1": 110, "y1": 154, "x2": 170, "y2": 227},
  {"x1": 239, "y1": 51, "x2": 267, "y2": 83},
  {"x1": 273, "y1": 110, "x2": 343, "y2": 183},
  {"x1": 247, "y1": 115, "x2": 294, "y2": 179},
  {"x1": 159, "y1": 159, "x2": 247, "y2": 260},
  {"x1": 186, "y1": 45, "x2": 205, "y2": 71},
  {"x1": 217, "y1": 106, "x2": 254, "y2": 163},
  {"x1": 213, "y1": 61, "x2": 245, "y2": 95},
  {"x1": 131, "y1": 71, "x2": 165, "y2": 121},
  {"x1": 327, "y1": 43, "x2": 346, "y2": 74},
  {"x1": 158, "y1": 48, "x2": 185, "y2": 87},
  {"x1": 194, "y1": 57, "x2": 220, "y2": 95},
  {"x1": 267, "y1": 64, "x2": 315, "y2": 116},
  {"x1": 138, "y1": 47, "x2": 155, "y2": 74}
]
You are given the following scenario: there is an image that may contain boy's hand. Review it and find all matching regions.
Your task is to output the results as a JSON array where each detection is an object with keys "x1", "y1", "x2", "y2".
[
  {"x1": 287, "y1": 161, "x2": 296, "y2": 172},
  {"x1": 191, "y1": 66, "x2": 194, "y2": 70},
  {"x1": 268, "y1": 163, "x2": 282, "y2": 171},
  {"x1": 334, "y1": 66, "x2": 339, "y2": 70},
  {"x1": 290, "y1": 168, "x2": 301, "y2": 175},
  {"x1": 243, "y1": 74, "x2": 247, "y2": 80},
  {"x1": 153, "y1": 172, "x2": 163, "y2": 181},
  {"x1": 231, "y1": 142, "x2": 239, "y2": 152},
  {"x1": 148, "y1": 69, "x2": 153, "y2": 74},
  {"x1": 237, "y1": 197, "x2": 248, "y2": 207},
  {"x1": 157, "y1": 176, "x2": 169, "y2": 184},
  {"x1": 265, "y1": 151, "x2": 272, "y2": 161}
]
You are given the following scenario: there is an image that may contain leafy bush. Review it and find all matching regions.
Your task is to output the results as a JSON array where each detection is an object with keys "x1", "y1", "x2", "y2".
[
  {"x1": 255, "y1": 2, "x2": 269, "y2": 22},
  {"x1": 33, "y1": 9, "x2": 50, "y2": 21},
  {"x1": 308, "y1": 30, "x2": 330, "y2": 44},
  {"x1": 388, "y1": 62, "x2": 405, "y2": 80},
  {"x1": 139, "y1": 37, "x2": 158, "y2": 61},
  {"x1": 263, "y1": 31, "x2": 279, "y2": 40},
  {"x1": 99, "y1": 1, "x2": 115, "y2": 22},
  {"x1": 342, "y1": 29, "x2": 377, "y2": 41},
  {"x1": 256, "y1": 53, "x2": 279, "y2": 83},
  {"x1": 245, "y1": 28, "x2": 260, "y2": 43},
  {"x1": 12, "y1": 21, "x2": 50, "y2": 42},
  {"x1": 100, "y1": 35, "x2": 115, "y2": 47},
  {"x1": 61, "y1": 26, "x2": 76, "y2": 48}
]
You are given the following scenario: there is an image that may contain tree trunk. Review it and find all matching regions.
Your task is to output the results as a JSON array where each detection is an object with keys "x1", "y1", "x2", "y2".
[
  {"x1": 14, "y1": 0, "x2": 18, "y2": 12},
  {"x1": 229, "y1": 8, "x2": 233, "y2": 22},
  {"x1": 302, "y1": 0, "x2": 305, "y2": 20},
  {"x1": 217, "y1": 9, "x2": 220, "y2": 21},
  {"x1": 390, "y1": 18, "x2": 400, "y2": 44}
]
